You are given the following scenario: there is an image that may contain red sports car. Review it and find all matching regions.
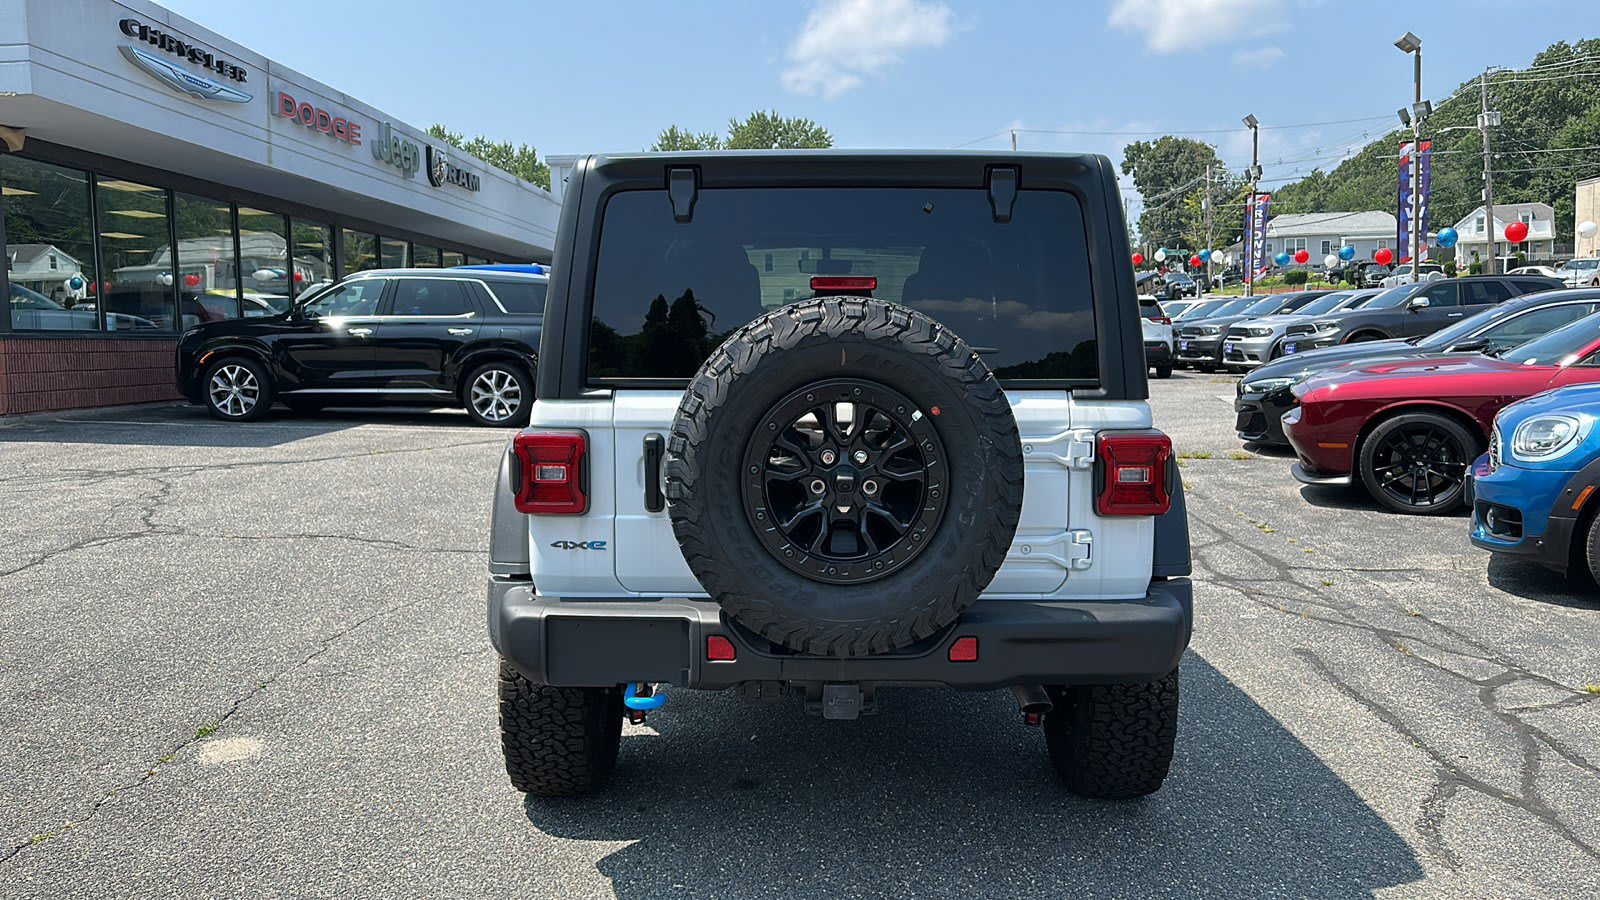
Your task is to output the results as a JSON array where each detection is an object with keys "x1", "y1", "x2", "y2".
[{"x1": 1284, "y1": 310, "x2": 1600, "y2": 514}]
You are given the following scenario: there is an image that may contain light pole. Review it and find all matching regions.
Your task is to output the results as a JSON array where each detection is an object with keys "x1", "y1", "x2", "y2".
[
  {"x1": 1243, "y1": 114, "x2": 1260, "y2": 297},
  {"x1": 1395, "y1": 32, "x2": 1424, "y2": 280}
]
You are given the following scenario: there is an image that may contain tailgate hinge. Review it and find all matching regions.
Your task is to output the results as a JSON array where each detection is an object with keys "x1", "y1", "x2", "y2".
[
  {"x1": 1063, "y1": 429, "x2": 1096, "y2": 469},
  {"x1": 667, "y1": 166, "x2": 699, "y2": 222},
  {"x1": 1065, "y1": 530, "x2": 1094, "y2": 570}
]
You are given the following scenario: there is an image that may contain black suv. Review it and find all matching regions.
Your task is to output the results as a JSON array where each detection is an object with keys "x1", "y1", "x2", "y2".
[
  {"x1": 1278, "y1": 274, "x2": 1564, "y2": 352},
  {"x1": 176, "y1": 267, "x2": 546, "y2": 426}
]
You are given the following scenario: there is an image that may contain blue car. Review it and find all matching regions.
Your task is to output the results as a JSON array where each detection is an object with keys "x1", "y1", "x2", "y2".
[{"x1": 1469, "y1": 382, "x2": 1600, "y2": 579}]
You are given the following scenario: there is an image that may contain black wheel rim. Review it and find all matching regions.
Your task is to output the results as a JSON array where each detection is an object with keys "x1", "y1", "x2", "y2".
[
  {"x1": 1371, "y1": 423, "x2": 1469, "y2": 509},
  {"x1": 741, "y1": 378, "x2": 947, "y2": 585}
]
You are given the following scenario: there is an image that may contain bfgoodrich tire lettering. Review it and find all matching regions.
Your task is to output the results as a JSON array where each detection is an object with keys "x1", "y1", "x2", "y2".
[
  {"x1": 497, "y1": 662, "x2": 622, "y2": 796},
  {"x1": 1045, "y1": 668, "x2": 1180, "y2": 799},
  {"x1": 664, "y1": 297, "x2": 1025, "y2": 657}
]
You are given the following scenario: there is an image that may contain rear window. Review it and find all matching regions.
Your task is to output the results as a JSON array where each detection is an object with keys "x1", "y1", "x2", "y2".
[
  {"x1": 489, "y1": 280, "x2": 548, "y2": 314},
  {"x1": 587, "y1": 187, "x2": 1097, "y2": 382}
]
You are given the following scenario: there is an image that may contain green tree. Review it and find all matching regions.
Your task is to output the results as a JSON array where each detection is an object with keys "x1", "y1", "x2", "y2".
[
  {"x1": 427, "y1": 125, "x2": 550, "y2": 189},
  {"x1": 650, "y1": 125, "x2": 723, "y2": 151},
  {"x1": 650, "y1": 110, "x2": 833, "y2": 152},
  {"x1": 1121, "y1": 136, "x2": 1225, "y2": 249}
]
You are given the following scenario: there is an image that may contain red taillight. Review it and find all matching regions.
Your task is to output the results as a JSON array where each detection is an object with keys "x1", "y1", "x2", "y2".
[
  {"x1": 706, "y1": 636, "x2": 736, "y2": 661},
  {"x1": 1096, "y1": 433, "x2": 1172, "y2": 516},
  {"x1": 1149, "y1": 315, "x2": 1172, "y2": 325},
  {"x1": 948, "y1": 636, "x2": 978, "y2": 662},
  {"x1": 810, "y1": 275, "x2": 876, "y2": 293},
  {"x1": 512, "y1": 430, "x2": 588, "y2": 515}
]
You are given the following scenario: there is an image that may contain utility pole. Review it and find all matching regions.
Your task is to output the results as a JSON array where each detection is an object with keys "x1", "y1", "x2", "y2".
[
  {"x1": 1395, "y1": 32, "x2": 1424, "y2": 280},
  {"x1": 1481, "y1": 68, "x2": 1500, "y2": 274},
  {"x1": 1243, "y1": 114, "x2": 1260, "y2": 297}
]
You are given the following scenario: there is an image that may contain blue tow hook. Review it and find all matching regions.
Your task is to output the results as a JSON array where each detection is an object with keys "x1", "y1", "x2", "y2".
[{"x1": 623, "y1": 682, "x2": 666, "y2": 715}]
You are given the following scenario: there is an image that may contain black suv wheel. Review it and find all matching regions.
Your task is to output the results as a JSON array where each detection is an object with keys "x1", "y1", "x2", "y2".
[
  {"x1": 498, "y1": 662, "x2": 623, "y2": 796},
  {"x1": 1045, "y1": 668, "x2": 1180, "y2": 799},
  {"x1": 463, "y1": 361, "x2": 533, "y2": 428},
  {"x1": 202, "y1": 356, "x2": 274, "y2": 422}
]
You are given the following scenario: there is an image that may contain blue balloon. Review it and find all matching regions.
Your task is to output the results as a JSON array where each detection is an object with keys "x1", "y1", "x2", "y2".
[
  {"x1": 1199, "y1": 249, "x2": 1211, "y2": 262},
  {"x1": 1274, "y1": 252, "x2": 1290, "y2": 267},
  {"x1": 1337, "y1": 245, "x2": 1355, "y2": 261},
  {"x1": 67, "y1": 275, "x2": 85, "y2": 290},
  {"x1": 1436, "y1": 227, "x2": 1458, "y2": 249}
]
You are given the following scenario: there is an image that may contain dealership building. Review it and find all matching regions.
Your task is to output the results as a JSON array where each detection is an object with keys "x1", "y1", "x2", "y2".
[{"x1": 0, "y1": 0, "x2": 561, "y2": 415}]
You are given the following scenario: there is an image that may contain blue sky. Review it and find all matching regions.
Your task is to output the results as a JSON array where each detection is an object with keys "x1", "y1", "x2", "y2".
[{"x1": 163, "y1": 0, "x2": 1589, "y2": 211}]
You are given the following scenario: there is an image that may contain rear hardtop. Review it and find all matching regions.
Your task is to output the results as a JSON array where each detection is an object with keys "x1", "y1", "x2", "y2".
[{"x1": 536, "y1": 150, "x2": 1146, "y2": 401}]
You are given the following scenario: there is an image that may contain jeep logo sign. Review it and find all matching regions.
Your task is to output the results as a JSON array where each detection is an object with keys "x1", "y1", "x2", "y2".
[{"x1": 370, "y1": 121, "x2": 420, "y2": 179}]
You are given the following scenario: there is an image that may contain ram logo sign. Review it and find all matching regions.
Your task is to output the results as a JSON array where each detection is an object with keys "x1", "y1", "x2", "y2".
[{"x1": 550, "y1": 540, "x2": 607, "y2": 551}]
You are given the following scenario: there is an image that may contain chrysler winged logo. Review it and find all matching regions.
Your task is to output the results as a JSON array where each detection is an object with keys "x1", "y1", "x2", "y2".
[{"x1": 119, "y1": 45, "x2": 252, "y2": 104}]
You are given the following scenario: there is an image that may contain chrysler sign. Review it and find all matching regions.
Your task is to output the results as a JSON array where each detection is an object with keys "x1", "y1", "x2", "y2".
[{"x1": 117, "y1": 18, "x2": 251, "y2": 104}]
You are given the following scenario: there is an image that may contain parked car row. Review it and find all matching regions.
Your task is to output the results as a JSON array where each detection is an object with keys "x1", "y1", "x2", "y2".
[{"x1": 1214, "y1": 282, "x2": 1600, "y2": 581}]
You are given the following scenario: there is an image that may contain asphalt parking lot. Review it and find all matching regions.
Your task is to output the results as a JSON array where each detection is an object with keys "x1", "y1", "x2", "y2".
[{"x1": 3, "y1": 384, "x2": 1599, "y2": 898}]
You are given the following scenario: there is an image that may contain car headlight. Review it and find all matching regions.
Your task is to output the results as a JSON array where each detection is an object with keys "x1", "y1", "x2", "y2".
[
  {"x1": 1200, "y1": 326, "x2": 1221, "y2": 335},
  {"x1": 1247, "y1": 327, "x2": 1273, "y2": 337},
  {"x1": 1510, "y1": 415, "x2": 1586, "y2": 461},
  {"x1": 1243, "y1": 375, "x2": 1299, "y2": 393},
  {"x1": 1313, "y1": 321, "x2": 1341, "y2": 333}
]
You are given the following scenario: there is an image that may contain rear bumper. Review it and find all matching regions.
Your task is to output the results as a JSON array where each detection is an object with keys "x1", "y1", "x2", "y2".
[
  {"x1": 1145, "y1": 341, "x2": 1173, "y2": 366},
  {"x1": 489, "y1": 578, "x2": 1193, "y2": 690}
]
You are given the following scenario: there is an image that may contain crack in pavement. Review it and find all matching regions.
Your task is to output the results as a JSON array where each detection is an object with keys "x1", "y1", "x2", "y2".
[
  {"x1": 0, "y1": 585, "x2": 440, "y2": 867},
  {"x1": 1185, "y1": 483, "x2": 1600, "y2": 870}
]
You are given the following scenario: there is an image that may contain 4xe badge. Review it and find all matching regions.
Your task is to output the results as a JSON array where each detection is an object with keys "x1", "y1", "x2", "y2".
[{"x1": 550, "y1": 540, "x2": 607, "y2": 551}]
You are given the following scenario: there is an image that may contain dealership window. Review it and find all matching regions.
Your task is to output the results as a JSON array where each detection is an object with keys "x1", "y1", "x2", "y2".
[
  {"x1": 413, "y1": 245, "x2": 442, "y2": 268},
  {"x1": 95, "y1": 176, "x2": 175, "y2": 332},
  {"x1": 3, "y1": 156, "x2": 100, "y2": 331},
  {"x1": 342, "y1": 229, "x2": 378, "y2": 274},
  {"x1": 290, "y1": 218, "x2": 332, "y2": 296},
  {"x1": 174, "y1": 193, "x2": 242, "y2": 323},
  {"x1": 466, "y1": 255, "x2": 488, "y2": 266},
  {"x1": 238, "y1": 207, "x2": 293, "y2": 314},
  {"x1": 380, "y1": 236, "x2": 408, "y2": 268},
  {"x1": 441, "y1": 249, "x2": 465, "y2": 268}
]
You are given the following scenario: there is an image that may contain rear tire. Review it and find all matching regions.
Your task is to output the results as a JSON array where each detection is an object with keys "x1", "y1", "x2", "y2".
[
  {"x1": 1045, "y1": 668, "x2": 1180, "y2": 799},
  {"x1": 498, "y1": 662, "x2": 623, "y2": 797},
  {"x1": 463, "y1": 361, "x2": 533, "y2": 428},
  {"x1": 1154, "y1": 364, "x2": 1173, "y2": 379}
]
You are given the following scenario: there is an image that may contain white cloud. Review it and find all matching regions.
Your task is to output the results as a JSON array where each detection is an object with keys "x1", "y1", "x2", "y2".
[
  {"x1": 782, "y1": 0, "x2": 955, "y2": 98},
  {"x1": 1230, "y1": 46, "x2": 1285, "y2": 68},
  {"x1": 1107, "y1": 0, "x2": 1281, "y2": 54}
]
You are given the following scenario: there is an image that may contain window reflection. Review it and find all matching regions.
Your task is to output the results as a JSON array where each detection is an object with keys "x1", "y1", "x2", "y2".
[
  {"x1": 441, "y1": 249, "x2": 465, "y2": 268},
  {"x1": 290, "y1": 218, "x2": 332, "y2": 297},
  {"x1": 97, "y1": 175, "x2": 174, "y2": 331},
  {"x1": 237, "y1": 207, "x2": 293, "y2": 315},
  {"x1": 173, "y1": 193, "x2": 242, "y2": 323},
  {"x1": 3, "y1": 157, "x2": 100, "y2": 330},
  {"x1": 342, "y1": 229, "x2": 377, "y2": 274},
  {"x1": 413, "y1": 245, "x2": 441, "y2": 268},
  {"x1": 379, "y1": 236, "x2": 408, "y2": 268}
]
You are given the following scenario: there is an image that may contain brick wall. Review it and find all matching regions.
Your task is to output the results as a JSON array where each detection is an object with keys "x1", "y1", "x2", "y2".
[{"x1": 0, "y1": 337, "x2": 180, "y2": 417}]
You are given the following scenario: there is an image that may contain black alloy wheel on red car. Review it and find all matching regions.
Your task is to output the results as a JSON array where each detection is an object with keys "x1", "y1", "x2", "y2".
[{"x1": 1357, "y1": 412, "x2": 1477, "y2": 515}]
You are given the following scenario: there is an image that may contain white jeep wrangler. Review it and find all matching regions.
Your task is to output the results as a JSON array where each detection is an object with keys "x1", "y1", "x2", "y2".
[{"x1": 487, "y1": 152, "x2": 1192, "y2": 799}]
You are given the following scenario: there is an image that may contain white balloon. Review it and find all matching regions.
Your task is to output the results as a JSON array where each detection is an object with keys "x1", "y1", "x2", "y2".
[
  {"x1": 1580, "y1": 220, "x2": 1599, "y2": 237},
  {"x1": 1154, "y1": 249, "x2": 1168, "y2": 262},
  {"x1": 1324, "y1": 254, "x2": 1339, "y2": 268},
  {"x1": 159, "y1": 272, "x2": 174, "y2": 287}
]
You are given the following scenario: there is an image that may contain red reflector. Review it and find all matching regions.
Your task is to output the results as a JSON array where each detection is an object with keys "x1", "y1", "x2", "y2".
[
  {"x1": 1151, "y1": 315, "x2": 1172, "y2": 325},
  {"x1": 810, "y1": 275, "x2": 877, "y2": 293},
  {"x1": 948, "y1": 636, "x2": 978, "y2": 662},
  {"x1": 1096, "y1": 433, "x2": 1172, "y2": 516},
  {"x1": 512, "y1": 430, "x2": 588, "y2": 515},
  {"x1": 706, "y1": 635, "x2": 736, "y2": 661}
]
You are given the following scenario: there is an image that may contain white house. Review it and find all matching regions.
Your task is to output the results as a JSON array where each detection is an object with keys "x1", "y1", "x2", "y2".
[
  {"x1": 5, "y1": 243, "x2": 87, "y2": 299},
  {"x1": 1263, "y1": 211, "x2": 1397, "y2": 266},
  {"x1": 1452, "y1": 202, "x2": 1557, "y2": 264}
]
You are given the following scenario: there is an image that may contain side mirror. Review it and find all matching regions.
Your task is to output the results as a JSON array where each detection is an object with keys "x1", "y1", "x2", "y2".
[
  {"x1": 1408, "y1": 296, "x2": 1431, "y2": 310},
  {"x1": 1450, "y1": 337, "x2": 1489, "y2": 353}
]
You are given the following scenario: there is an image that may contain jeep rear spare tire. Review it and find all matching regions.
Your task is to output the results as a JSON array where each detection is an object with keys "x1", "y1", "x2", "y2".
[{"x1": 664, "y1": 297, "x2": 1025, "y2": 657}]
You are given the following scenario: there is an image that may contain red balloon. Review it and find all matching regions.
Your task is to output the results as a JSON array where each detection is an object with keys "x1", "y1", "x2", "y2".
[
  {"x1": 1132, "y1": 252, "x2": 1144, "y2": 266},
  {"x1": 1505, "y1": 220, "x2": 1529, "y2": 243},
  {"x1": 293, "y1": 271, "x2": 304, "y2": 282},
  {"x1": 1293, "y1": 249, "x2": 1310, "y2": 265},
  {"x1": 183, "y1": 273, "x2": 201, "y2": 287},
  {"x1": 1374, "y1": 248, "x2": 1394, "y2": 266},
  {"x1": 1189, "y1": 255, "x2": 1202, "y2": 268}
]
